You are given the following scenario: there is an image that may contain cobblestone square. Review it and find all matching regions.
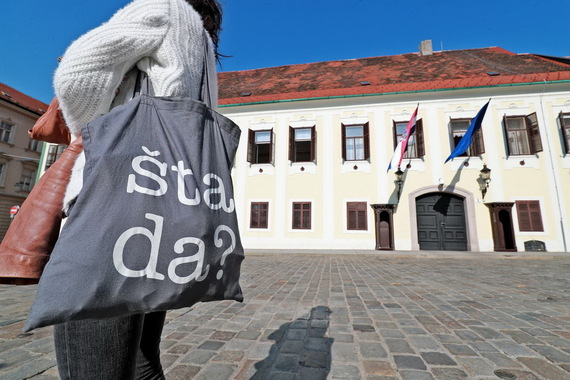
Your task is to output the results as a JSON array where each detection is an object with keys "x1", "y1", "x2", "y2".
[{"x1": 1, "y1": 252, "x2": 570, "y2": 379}]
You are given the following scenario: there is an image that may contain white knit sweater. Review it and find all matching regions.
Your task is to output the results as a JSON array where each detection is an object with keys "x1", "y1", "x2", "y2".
[{"x1": 55, "y1": 0, "x2": 217, "y2": 210}]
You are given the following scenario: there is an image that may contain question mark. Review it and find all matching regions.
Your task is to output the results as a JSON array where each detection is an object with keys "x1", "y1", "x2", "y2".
[{"x1": 214, "y1": 225, "x2": 235, "y2": 280}]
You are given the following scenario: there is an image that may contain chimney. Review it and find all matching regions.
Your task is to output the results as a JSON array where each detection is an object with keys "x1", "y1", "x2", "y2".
[{"x1": 419, "y1": 40, "x2": 433, "y2": 56}]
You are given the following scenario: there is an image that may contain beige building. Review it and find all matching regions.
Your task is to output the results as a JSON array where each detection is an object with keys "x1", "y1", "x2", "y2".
[
  {"x1": 0, "y1": 83, "x2": 47, "y2": 239},
  {"x1": 218, "y1": 44, "x2": 570, "y2": 253}
]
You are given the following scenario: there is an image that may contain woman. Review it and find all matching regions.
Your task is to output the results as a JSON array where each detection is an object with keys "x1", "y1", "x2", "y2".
[{"x1": 52, "y1": 0, "x2": 222, "y2": 378}]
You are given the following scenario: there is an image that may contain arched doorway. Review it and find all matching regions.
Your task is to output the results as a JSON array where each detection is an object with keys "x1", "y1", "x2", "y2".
[{"x1": 416, "y1": 192, "x2": 468, "y2": 251}]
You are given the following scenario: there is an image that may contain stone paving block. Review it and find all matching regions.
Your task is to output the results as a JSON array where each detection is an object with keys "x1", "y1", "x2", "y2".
[
  {"x1": 455, "y1": 356, "x2": 496, "y2": 377},
  {"x1": 480, "y1": 352, "x2": 522, "y2": 368},
  {"x1": 521, "y1": 328, "x2": 557, "y2": 337},
  {"x1": 518, "y1": 357, "x2": 570, "y2": 379},
  {"x1": 469, "y1": 341, "x2": 499, "y2": 353},
  {"x1": 541, "y1": 336, "x2": 570, "y2": 348},
  {"x1": 409, "y1": 336, "x2": 442, "y2": 350},
  {"x1": 180, "y1": 349, "x2": 216, "y2": 364},
  {"x1": 299, "y1": 367, "x2": 328, "y2": 380},
  {"x1": 212, "y1": 350, "x2": 245, "y2": 363},
  {"x1": 250, "y1": 342, "x2": 273, "y2": 360},
  {"x1": 236, "y1": 329, "x2": 262, "y2": 340},
  {"x1": 194, "y1": 363, "x2": 236, "y2": 380},
  {"x1": 302, "y1": 351, "x2": 328, "y2": 368},
  {"x1": 274, "y1": 353, "x2": 301, "y2": 372},
  {"x1": 378, "y1": 328, "x2": 405, "y2": 338},
  {"x1": 197, "y1": 340, "x2": 225, "y2": 351},
  {"x1": 454, "y1": 329, "x2": 483, "y2": 342},
  {"x1": 385, "y1": 338, "x2": 416, "y2": 354},
  {"x1": 165, "y1": 364, "x2": 201, "y2": 380},
  {"x1": 0, "y1": 339, "x2": 27, "y2": 354},
  {"x1": 431, "y1": 367, "x2": 469, "y2": 379},
  {"x1": 403, "y1": 327, "x2": 428, "y2": 335},
  {"x1": 332, "y1": 342, "x2": 359, "y2": 363},
  {"x1": 167, "y1": 344, "x2": 192, "y2": 355},
  {"x1": 470, "y1": 326, "x2": 506, "y2": 339},
  {"x1": 209, "y1": 330, "x2": 237, "y2": 341},
  {"x1": 528, "y1": 344, "x2": 570, "y2": 363},
  {"x1": 393, "y1": 355, "x2": 427, "y2": 370},
  {"x1": 305, "y1": 337, "x2": 331, "y2": 352},
  {"x1": 501, "y1": 329, "x2": 544, "y2": 344},
  {"x1": 363, "y1": 360, "x2": 396, "y2": 376},
  {"x1": 330, "y1": 363, "x2": 361, "y2": 379},
  {"x1": 420, "y1": 351, "x2": 457, "y2": 366},
  {"x1": 443, "y1": 343, "x2": 478, "y2": 356},
  {"x1": 359, "y1": 341, "x2": 388, "y2": 359},
  {"x1": 400, "y1": 370, "x2": 435, "y2": 380},
  {"x1": 0, "y1": 358, "x2": 56, "y2": 380},
  {"x1": 493, "y1": 339, "x2": 540, "y2": 357},
  {"x1": 434, "y1": 333, "x2": 462, "y2": 344}
]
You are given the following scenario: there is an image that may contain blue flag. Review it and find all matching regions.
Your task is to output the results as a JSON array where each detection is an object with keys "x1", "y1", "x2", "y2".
[{"x1": 445, "y1": 100, "x2": 490, "y2": 163}]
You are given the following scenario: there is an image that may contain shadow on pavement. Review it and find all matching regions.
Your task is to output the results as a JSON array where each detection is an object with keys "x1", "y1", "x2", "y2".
[{"x1": 252, "y1": 306, "x2": 333, "y2": 379}]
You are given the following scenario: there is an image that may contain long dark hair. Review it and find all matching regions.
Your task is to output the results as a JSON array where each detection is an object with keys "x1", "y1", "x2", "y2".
[{"x1": 186, "y1": 0, "x2": 222, "y2": 55}]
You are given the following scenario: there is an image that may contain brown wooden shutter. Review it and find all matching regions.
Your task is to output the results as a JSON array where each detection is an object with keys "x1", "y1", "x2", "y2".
[
  {"x1": 292, "y1": 203, "x2": 300, "y2": 229},
  {"x1": 363, "y1": 122, "x2": 370, "y2": 160},
  {"x1": 250, "y1": 203, "x2": 257, "y2": 228},
  {"x1": 526, "y1": 113, "x2": 543, "y2": 153},
  {"x1": 260, "y1": 202, "x2": 268, "y2": 228},
  {"x1": 347, "y1": 202, "x2": 367, "y2": 230},
  {"x1": 247, "y1": 129, "x2": 255, "y2": 163},
  {"x1": 473, "y1": 128, "x2": 485, "y2": 155},
  {"x1": 416, "y1": 119, "x2": 425, "y2": 158},
  {"x1": 288, "y1": 126, "x2": 294, "y2": 161},
  {"x1": 529, "y1": 201, "x2": 544, "y2": 231},
  {"x1": 347, "y1": 203, "x2": 356, "y2": 230},
  {"x1": 516, "y1": 201, "x2": 532, "y2": 231},
  {"x1": 341, "y1": 124, "x2": 347, "y2": 161},
  {"x1": 516, "y1": 200, "x2": 544, "y2": 232},
  {"x1": 392, "y1": 121, "x2": 398, "y2": 149},
  {"x1": 357, "y1": 203, "x2": 367, "y2": 230},
  {"x1": 559, "y1": 112, "x2": 570, "y2": 153},
  {"x1": 503, "y1": 115, "x2": 512, "y2": 156},
  {"x1": 310, "y1": 126, "x2": 316, "y2": 162},
  {"x1": 269, "y1": 129, "x2": 274, "y2": 164}
]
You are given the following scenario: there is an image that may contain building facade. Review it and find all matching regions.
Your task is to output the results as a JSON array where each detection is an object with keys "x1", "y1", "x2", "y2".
[
  {"x1": 0, "y1": 83, "x2": 47, "y2": 239},
  {"x1": 218, "y1": 45, "x2": 570, "y2": 253}
]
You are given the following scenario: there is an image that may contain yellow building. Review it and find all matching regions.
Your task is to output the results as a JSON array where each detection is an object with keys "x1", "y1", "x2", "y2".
[
  {"x1": 218, "y1": 44, "x2": 570, "y2": 253},
  {"x1": 0, "y1": 83, "x2": 46, "y2": 239}
]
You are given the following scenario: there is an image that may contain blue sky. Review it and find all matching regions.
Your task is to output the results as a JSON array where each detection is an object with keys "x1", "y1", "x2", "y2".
[{"x1": 1, "y1": 0, "x2": 567, "y2": 104}]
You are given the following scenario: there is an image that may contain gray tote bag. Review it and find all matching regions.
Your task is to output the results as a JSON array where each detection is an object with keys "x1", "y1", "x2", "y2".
[{"x1": 25, "y1": 59, "x2": 244, "y2": 331}]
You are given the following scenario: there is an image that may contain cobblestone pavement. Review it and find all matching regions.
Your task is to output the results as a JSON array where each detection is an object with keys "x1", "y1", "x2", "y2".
[{"x1": 1, "y1": 253, "x2": 570, "y2": 379}]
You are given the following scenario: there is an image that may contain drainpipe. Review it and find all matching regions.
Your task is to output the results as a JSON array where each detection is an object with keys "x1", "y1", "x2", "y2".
[{"x1": 539, "y1": 80, "x2": 568, "y2": 252}]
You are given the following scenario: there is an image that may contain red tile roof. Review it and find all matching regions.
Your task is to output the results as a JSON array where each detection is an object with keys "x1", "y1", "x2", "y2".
[
  {"x1": 218, "y1": 47, "x2": 570, "y2": 105},
  {"x1": 0, "y1": 83, "x2": 48, "y2": 116}
]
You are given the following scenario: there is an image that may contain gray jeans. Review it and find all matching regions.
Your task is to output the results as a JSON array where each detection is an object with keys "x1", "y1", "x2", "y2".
[{"x1": 53, "y1": 312, "x2": 166, "y2": 380}]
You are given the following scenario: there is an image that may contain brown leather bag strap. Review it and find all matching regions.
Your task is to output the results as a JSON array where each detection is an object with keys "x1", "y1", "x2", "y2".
[{"x1": 0, "y1": 137, "x2": 83, "y2": 285}]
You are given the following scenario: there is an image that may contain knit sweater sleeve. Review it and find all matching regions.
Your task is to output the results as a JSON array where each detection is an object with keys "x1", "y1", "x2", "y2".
[{"x1": 54, "y1": 0, "x2": 171, "y2": 137}]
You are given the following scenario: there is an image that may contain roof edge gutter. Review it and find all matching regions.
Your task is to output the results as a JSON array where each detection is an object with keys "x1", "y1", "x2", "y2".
[
  {"x1": 0, "y1": 96, "x2": 44, "y2": 116},
  {"x1": 219, "y1": 79, "x2": 570, "y2": 108}
]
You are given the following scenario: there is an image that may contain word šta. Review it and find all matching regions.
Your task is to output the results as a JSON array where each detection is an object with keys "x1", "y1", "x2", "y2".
[{"x1": 113, "y1": 146, "x2": 236, "y2": 284}]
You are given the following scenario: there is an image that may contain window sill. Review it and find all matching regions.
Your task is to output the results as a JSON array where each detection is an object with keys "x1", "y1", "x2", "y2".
[
  {"x1": 248, "y1": 227, "x2": 271, "y2": 232},
  {"x1": 248, "y1": 163, "x2": 274, "y2": 176},
  {"x1": 289, "y1": 162, "x2": 316, "y2": 175},
  {"x1": 503, "y1": 155, "x2": 540, "y2": 169},
  {"x1": 289, "y1": 228, "x2": 313, "y2": 233},
  {"x1": 447, "y1": 156, "x2": 482, "y2": 171},
  {"x1": 341, "y1": 160, "x2": 371, "y2": 173},
  {"x1": 396, "y1": 158, "x2": 425, "y2": 172},
  {"x1": 345, "y1": 229, "x2": 369, "y2": 234}
]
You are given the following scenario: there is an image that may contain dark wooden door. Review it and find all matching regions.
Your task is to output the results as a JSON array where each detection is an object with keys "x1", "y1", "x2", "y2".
[{"x1": 416, "y1": 193, "x2": 468, "y2": 251}]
